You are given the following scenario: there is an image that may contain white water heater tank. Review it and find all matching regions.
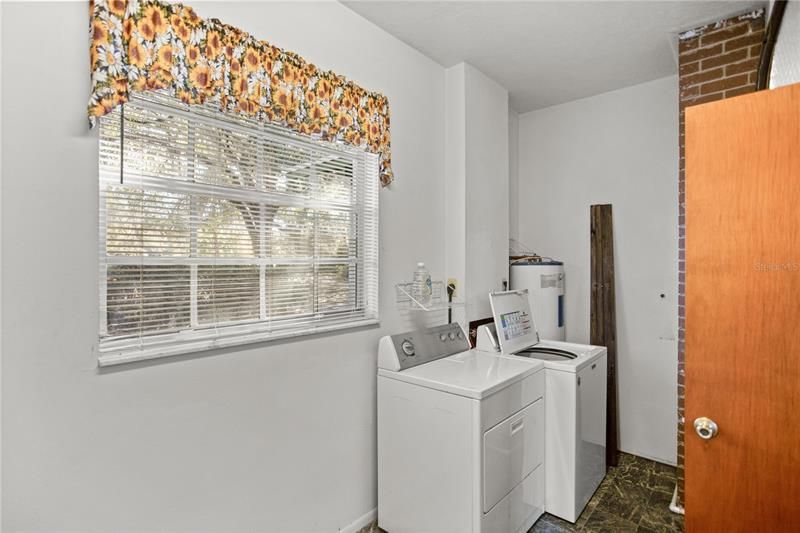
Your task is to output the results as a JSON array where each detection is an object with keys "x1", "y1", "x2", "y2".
[{"x1": 509, "y1": 261, "x2": 565, "y2": 341}]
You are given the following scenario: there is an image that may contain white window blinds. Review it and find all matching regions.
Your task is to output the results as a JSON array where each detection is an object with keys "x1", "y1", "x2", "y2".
[{"x1": 98, "y1": 93, "x2": 379, "y2": 366}]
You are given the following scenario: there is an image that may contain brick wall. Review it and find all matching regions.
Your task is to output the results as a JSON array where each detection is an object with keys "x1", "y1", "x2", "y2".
[{"x1": 676, "y1": 9, "x2": 765, "y2": 508}]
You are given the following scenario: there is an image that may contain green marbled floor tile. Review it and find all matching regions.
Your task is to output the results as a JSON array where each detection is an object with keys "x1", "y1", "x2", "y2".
[
  {"x1": 595, "y1": 479, "x2": 651, "y2": 523},
  {"x1": 645, "y1": 471, "x2": 677, "y2": 494},
  {"x1": 530, "y1": 513, "x2": 578, "y2": 532},
  {"x1": 581, "y1": 508, "x2": 640, "y2": 532},
  {"x1": 529, "y1": 453, "x2": 683, "y2": 533}
]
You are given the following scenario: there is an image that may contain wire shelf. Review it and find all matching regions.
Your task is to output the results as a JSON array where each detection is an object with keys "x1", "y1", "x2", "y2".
[{"x1": 395, "y1": 281, "x2": 465, "y2": 312}]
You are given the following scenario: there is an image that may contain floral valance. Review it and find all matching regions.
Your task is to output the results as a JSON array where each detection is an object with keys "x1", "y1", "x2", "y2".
[{"x1": 89, "y1": 0, "x2": 393, "y2": 186}]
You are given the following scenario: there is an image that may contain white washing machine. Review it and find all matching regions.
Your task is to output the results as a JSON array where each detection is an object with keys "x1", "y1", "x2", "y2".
[
  {"x1": 377, "y1": 322, "x2": 546, "y2": 533},
  {"x1": 476, "y1": 290, "x2": 607, "y2": 523}
]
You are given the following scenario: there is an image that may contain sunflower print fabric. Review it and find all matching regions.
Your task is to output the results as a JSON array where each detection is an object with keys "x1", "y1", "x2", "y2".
[{"x1": 89, "y1": 0, "x2": 394, "y2": 186}]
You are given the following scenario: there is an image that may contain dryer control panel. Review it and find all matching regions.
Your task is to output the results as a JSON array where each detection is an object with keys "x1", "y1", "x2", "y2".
[{"x1": 377, "y1": 323, "x2": 469, "y2": 371}]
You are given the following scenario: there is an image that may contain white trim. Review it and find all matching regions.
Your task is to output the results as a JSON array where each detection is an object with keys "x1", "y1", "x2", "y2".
[
  {"x1": 98, "y1": 318, "x2": 379, "y2": 367},
  {"x1": 619, "y1": 447, "x2": 676, "y2": 466},
  {"x1": 669, "y1": 485, "x2": 685, "y2": 515},
  {"x1": 338, "y1": 508, "x2": 377, "y2": 533},
  {"x1": 0, "y1": 4, "x2": 4, "y2": 524}
]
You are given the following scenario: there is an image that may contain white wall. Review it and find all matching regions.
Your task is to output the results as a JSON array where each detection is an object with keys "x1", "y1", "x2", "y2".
[
  {"x1": 444, "y1": 64, "x2": 467, "y2": 324},
  {"x1": 770, "y1": 0, "x2": 800, "y2": 88},
  {"x1": 1, "y1": 2, "x2": 447, "y2": 531},
  {"x1": 0, "y1": 4, "x2": 4, "y2": 527},
  {"x1": 465, "y1": 65, "x2": 509, "y2": 322},
  {"x1": 516, "y1": 76, "x2": 678, "y2": 464},
  {"x1": 508, "y1": 109, "x2": 520, "y2": 243},
  {"x1": 444, "y1": 63, "x2": 509, "y2": 325}
]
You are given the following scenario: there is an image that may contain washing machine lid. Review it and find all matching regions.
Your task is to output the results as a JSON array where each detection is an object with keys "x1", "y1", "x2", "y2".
[
  {"x1": 488, "y1": 289, "x2": 541, "y2": 355},
  {"x1": 510, "y1": 260, "x2": 564, "y2": 266},
  {"x1": 504, "y1": 340, "x2": 607, "y2": 373},
  {"x1": 378, "y1": 350, "x2": 543, "y2": 400}
]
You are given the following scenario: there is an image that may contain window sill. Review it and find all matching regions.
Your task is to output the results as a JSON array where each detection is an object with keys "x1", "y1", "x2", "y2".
[{"x1": 98, "y1": 318, "x2": 380, "y2": 367}]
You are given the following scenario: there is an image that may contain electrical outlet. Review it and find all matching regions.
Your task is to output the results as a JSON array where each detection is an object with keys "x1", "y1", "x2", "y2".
[{"x1": 447, "y1": 278, "x2": 458, "y2": 298}]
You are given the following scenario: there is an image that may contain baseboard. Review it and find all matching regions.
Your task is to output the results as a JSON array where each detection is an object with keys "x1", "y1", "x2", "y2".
[
  {"x1": 618, "y1": 447, "x2": 677, "y2": 467},
  {"x1": 339, "y1": 507, "x2": 377, "y2": 533}
]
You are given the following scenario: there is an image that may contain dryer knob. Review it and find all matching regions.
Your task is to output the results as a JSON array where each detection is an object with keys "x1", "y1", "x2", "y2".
[{"x1": 401, "y1": 340, "x2": 415, "y2": 356}]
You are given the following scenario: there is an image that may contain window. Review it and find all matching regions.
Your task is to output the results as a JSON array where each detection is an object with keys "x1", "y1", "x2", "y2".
[{"x1": 98, "y1": 93, "x2": 379, "y2": 365}]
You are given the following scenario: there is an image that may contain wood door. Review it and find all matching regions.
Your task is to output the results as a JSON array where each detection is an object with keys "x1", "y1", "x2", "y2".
[{"x1": 685, "y1": 83, "x2": 800, "y2": 531}]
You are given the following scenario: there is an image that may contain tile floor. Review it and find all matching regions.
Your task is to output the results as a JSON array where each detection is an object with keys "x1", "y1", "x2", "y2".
[
  {"x1": 530, "y1": 453, "x2": 684, "y2": 533},
  {"x1": 363, "y1": 452, "x2": 683, "y2": 533}
]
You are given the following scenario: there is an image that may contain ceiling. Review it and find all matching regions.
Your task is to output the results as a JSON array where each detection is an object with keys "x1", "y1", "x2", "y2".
[{"x1": 342, "y1": 1, "x2": 765, "y2": 112}]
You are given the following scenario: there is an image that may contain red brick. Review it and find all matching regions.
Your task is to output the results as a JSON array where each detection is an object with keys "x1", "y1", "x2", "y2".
[
  {"x1": 682, "y1": 67, "x2": 724, "y2": 88},
  {"x1": 680, "y1": 85, "x2": 700, "y2": 99},
  {"x1": 726, "y1": 57, "x2": 759, "y2": 76},
  {"x1": 680, "y1": 61, "x2": 700, "y2": 76},
  {"x1": 701, "y1": 48, "x2": 748, "y2": 70},
  {"x1": 700, "y1": 73, "x2": 749, "y2": 95},
  {"x1": 681, "y1": 91, "x2": 724, "y2": 110},
  {"x1": 725, "y1": 84, "x2": 756, "y2": 98},
  {"x1": 679, "y1": 37, "x2": 699, "y2": 54},
  {"x1": 749, "y1": 44, "x2": 762, "y2": 58},
  {"x1": 700, "y1": 22, "x2": 749, "y2": 46},
  {"x1": 724, "y1": 31, "x2": 764, "y2": 52},
  {"x1": 681, "y1": 43, "x2": 723, "y2": 63}
]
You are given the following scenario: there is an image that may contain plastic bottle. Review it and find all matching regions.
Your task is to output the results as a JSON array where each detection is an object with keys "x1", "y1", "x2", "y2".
[{"x1": 412, "y1": 262, "x2": 432, "y2": 306}]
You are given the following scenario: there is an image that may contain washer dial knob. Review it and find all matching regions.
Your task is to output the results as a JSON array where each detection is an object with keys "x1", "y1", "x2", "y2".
[
  {"x1": 401, "y1": 340, "x2": 415, "y2": 356},
  {"x1": 439, "y1": 333, "x2": 448, "y2": 342}
]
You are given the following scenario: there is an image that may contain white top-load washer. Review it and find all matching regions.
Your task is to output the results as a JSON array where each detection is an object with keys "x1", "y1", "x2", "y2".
[
  {"x1": 476, "y1": 290, "x2": 608, "y2": 523},
  {"x1": 378, "y1": 322, "x2": 546, "y2": 533}
]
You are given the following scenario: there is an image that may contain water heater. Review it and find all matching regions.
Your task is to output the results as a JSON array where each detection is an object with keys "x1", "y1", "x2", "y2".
[{"x1": 509, "y1": 261, "x2": 565, "y2": 341}]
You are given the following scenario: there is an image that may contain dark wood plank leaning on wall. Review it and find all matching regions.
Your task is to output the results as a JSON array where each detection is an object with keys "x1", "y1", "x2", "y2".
[{"x1": 590, "y1": 204, "x2": 619, "y2": 468}]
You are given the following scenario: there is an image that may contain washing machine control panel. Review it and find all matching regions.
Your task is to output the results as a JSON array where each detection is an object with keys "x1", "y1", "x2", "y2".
[{"x1": 387, "y1": 323, "x2": 469, "y2": 371}]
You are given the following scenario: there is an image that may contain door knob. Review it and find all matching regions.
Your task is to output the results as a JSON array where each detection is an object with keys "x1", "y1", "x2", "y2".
[{"x1": 694, "y1": 417, "x2": 719, "y2": 440}]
